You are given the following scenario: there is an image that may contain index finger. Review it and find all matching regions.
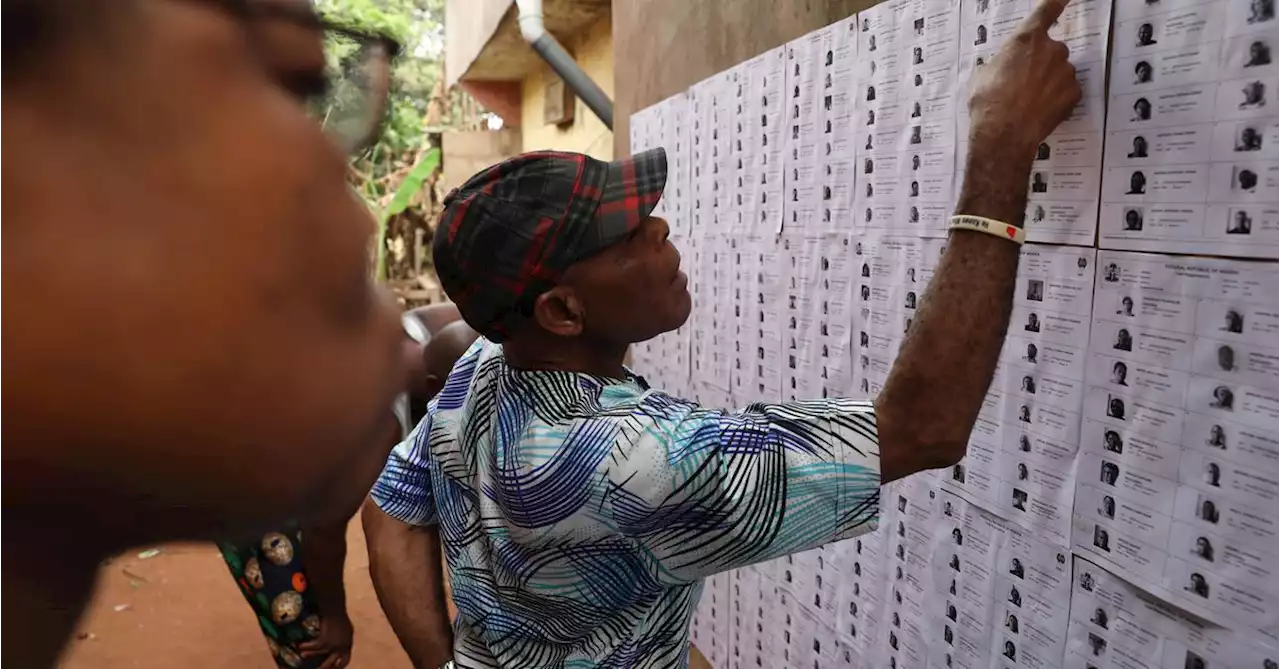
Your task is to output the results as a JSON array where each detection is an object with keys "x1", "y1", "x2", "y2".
[{"x1": 1021, "y1": 0, "x2": 1070, "y2": 33}]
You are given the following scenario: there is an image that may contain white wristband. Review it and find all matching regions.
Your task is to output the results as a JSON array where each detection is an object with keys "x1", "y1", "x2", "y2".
[{"x1": 949, "y1": 215, "x2": 1025, "y2": 245}]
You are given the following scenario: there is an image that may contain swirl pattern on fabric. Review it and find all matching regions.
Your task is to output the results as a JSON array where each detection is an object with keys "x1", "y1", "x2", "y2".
[{"x1": 372, "y1": 339, "x2": 881, "y2": 668}]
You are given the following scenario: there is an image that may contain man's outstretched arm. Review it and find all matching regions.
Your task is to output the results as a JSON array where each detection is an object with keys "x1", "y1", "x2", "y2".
[
  {"x1": 876, "y1": 0, "x2": 1082, "y2": 482},
  {"x1": 612, "y1": 0, "x2": 1084, "y2": 584}
]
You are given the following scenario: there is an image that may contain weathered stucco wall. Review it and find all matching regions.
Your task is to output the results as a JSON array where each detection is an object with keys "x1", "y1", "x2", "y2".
[
  {"x1": 612, "y1": 0, "x2": 878, "y2": 158},
  {"x1": 441, "y1": 129, "x2": 523, "y2": 194},
  {"x1": 520, "y1": 13, "x2": 616, "y2": 160},
  {"x1": 445, "y1": 0, "x2": 512, "y2": 86}
]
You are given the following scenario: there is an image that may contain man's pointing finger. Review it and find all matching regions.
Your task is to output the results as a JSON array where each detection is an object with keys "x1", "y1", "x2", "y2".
[{"x1": 1022, "y1": 0, "x2": 1071, "y2": 34}]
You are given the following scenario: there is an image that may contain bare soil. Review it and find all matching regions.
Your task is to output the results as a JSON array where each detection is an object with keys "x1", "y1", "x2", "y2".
[
  {"x1": 58, "y1": 519, "x2": 412, "y2": 669},
  {"x1": 58, "y1": 519, "x2": 712, "y2": 669}
]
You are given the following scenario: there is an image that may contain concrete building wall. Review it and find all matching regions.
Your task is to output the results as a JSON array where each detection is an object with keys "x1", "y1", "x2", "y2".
[
  {"x1": 611, "y1": 0, "x2": 878, "y2": 158},
  {"x1": 441, "y1": 129, "x2": 524, "y2": 193},
  {"x1": 519, "y1": 13, "x2": 616, "y2": 160},
  {"x1": 445, "y1": 0, "x2": 513, "y2": 87}
]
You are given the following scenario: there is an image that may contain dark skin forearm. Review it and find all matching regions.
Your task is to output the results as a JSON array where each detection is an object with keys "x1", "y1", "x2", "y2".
[
  {"x1": 874, "y1": 0, "x2": 1080, "y2": 483},
  {"x1": 876, "y1": 146, "x2": 1031, "y2": 483},
  {"x1": 301, "y1": 417, "x2": 407, "y2": 622},
  {"x1": 300, "y1": 519, "x2": 349, "y2": 619},
  {"x1": 362, "y1": 501, "x2": 453, "y2": 668}
]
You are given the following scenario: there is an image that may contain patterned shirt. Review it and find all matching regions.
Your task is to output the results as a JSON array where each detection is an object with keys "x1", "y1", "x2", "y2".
[{"x1": 371, "y1": 340, "x2": 882, "y2": 668}]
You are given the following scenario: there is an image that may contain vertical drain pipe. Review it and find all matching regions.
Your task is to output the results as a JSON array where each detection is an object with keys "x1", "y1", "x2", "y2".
[{"x1": 514, "y1": 0, "x2": 615, "y2": 130}]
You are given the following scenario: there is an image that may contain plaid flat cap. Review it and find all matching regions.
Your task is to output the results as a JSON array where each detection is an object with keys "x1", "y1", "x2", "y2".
[{"x1": 434, "y1": 148, "x2": 668, "y2": 342}]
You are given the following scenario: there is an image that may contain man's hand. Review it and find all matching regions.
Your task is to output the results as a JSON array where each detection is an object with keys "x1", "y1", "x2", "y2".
[
  {"x1": 959, "y1": 0, "x2": 1082, "y2": 224},
  {"x1": 298, "y1": 614, "x2": 354, "y2": 669},
  {"x1": 968, "y1": 0, "x2": 1082, "y2": 169},
  {"x1": 876, "y1": 0, "x2": 1082, "y2": 482}
]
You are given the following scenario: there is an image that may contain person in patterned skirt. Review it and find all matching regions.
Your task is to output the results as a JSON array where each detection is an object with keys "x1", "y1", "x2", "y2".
[
  {"x1": 219, "y1": 529, "x2": 325, "y2": 668},
  {"x1": 218, "y1": 314, "x2": 439, "y2": 668}
]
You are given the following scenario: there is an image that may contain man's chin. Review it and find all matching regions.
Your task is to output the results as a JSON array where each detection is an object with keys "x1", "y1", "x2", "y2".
[
  {"x1": 636, "y1": 299, "x2": 692, "y2": 344},
  {"x1": 672, "y1": 292, "x2": 693, "y2": 330}
]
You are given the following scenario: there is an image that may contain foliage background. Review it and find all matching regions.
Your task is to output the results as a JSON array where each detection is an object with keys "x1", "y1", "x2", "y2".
[{"x1": 319, "y1": 0, "x2": 489, "y2": 299}]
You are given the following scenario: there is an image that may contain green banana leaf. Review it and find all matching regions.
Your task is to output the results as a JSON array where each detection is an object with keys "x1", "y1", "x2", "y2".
[{"x1": 374, "y1": 146, "x2": 441, "y2": 281}]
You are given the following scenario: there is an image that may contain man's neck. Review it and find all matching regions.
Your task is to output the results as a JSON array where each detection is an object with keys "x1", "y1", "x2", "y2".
[{"x1": 502, "y1": 337, "x2": 629, "y2": 379}]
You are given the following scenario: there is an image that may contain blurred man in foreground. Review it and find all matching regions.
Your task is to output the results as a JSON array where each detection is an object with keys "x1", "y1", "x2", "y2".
[
  {"x1": 365, "y1": 1, "x2": 1081, "y2": 666},
  {"x1": 5, "y1": 1, "x2": 408, "y2": 665}
]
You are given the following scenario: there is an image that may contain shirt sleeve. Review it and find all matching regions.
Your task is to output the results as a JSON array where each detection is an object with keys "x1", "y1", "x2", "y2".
[
  {"x1": 370, "y1": 416, "x2": 439, "y2": 527},
  {"x1": 613, "y1": 397, "x2": 880, "y2": 583}
]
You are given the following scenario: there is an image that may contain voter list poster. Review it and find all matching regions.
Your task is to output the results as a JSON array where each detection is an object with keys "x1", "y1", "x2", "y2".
[
  {"x1": 630, "y1": 0, "x2": 1279, "y2": 665},
  {"x1": 854, "y1": 0, "x2": 963, "y2": 238},
  {"x1": 1071, "y1": 250, "x2": 1278, "y2": 629},
  {"x1": 1098, "y1": 0, "x2": 1280, "y2": 258}
]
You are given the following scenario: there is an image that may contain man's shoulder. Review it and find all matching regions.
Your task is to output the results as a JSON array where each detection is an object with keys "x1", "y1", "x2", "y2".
[{"x1": 435, "y1": 338, "x2": 501, "y2": 407}]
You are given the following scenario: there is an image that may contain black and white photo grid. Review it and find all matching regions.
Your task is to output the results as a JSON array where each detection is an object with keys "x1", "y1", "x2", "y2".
[{"x1": 628, "y1": 0, "x2": 1279, "y2": 666}]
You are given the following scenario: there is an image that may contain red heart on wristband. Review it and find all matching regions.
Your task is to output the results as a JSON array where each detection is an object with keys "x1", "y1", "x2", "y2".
[{"x1": 1006, "y1": 226, "x2": 1017, "y2": 239}]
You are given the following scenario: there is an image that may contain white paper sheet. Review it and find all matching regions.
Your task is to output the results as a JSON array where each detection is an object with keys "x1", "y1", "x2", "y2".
[
  {"x1": 819, "y1": 232, "x2": 858, "y2": 400},
  {"x1": 710, "y1": 233, "x2": 735, "y2": 391},
  {"x1": 1098, "y1": 0, "x2": 1279, "y2": 258},
  {"x1": 956, "y1": 0, "x2": 1113, "y2": 244},
  {"x1": 855, "y1": 0, "x2": 964, "y2": 238},
  {"x1": 944, "y1": 244, "x2": 1097, "y2": 546},
  {"x1": 943, "y1": 489, "x2": 1073, "y2": 669},
  {"x1": 781, "y1": 234, "x2": 824, "y2": 401},
  {"x1": 852, "y1": 233, "x2": 925, "y2": 397},
  {"x1": 782, "y1": 25, "x2": 831, "y2": 237},
  {"x1": 747, "y1": 47, "x2": 788, "y2": 239},
  {"x1": 1066, "y1": 556, "x2": 1278, "y2": 669},
  {"x1": 1072, "y1": 249, "x2": 1279, "y2": 629},
  {"x1": 821, "y1": 15, "x2": 863, "y2": 236},
  {"x1": 875, "y1": 473, "x2": 943, "y2": 669},
  {"x1": 836, "y1": 528, "x2": 890, "y2": 659}
]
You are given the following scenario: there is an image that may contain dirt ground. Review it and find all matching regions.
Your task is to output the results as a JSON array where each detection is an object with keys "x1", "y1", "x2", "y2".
[
  {"x1": 59, "y1": 520, "x2": 413, "y2": 669},
  {"x1": 58, "y1": 519, "x2": 712, "y2": 669}
]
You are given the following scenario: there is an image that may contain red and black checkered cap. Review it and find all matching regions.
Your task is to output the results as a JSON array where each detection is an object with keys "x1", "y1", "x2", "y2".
[{"x1": 434, "y1": 147, "x2": 667, "y2": 342}]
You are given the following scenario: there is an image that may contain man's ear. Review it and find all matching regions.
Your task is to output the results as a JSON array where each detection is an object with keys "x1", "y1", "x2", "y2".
[{"x1": 532, "y1": 287, "x2": 585, "y2": 337}]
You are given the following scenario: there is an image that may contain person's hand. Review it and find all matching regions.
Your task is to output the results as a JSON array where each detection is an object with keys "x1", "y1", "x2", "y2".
[
  {"x1": 298, "y1": 614, "x2": 354, "y2": 669},
  {"x1": 967, "y1": 0, "x2": 1082, "y2": 166}
]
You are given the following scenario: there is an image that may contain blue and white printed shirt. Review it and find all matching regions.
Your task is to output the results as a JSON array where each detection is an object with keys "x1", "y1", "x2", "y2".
[{"x1": 371, "y1": 340, "x2": 881, "y2": 668}]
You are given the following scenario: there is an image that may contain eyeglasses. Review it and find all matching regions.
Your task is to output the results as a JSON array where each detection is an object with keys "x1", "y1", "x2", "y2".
[
  {"x1": 309, "y1": 23, "x2": 402, "y2": 155},
  {"x1": 212, "y1": 0, "x2": 402, "y2": 155}
]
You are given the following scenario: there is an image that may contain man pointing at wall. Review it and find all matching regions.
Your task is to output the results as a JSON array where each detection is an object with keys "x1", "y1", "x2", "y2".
[{"x1": 365, "y1": 0, "x2": 1081, "y2": 666}]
